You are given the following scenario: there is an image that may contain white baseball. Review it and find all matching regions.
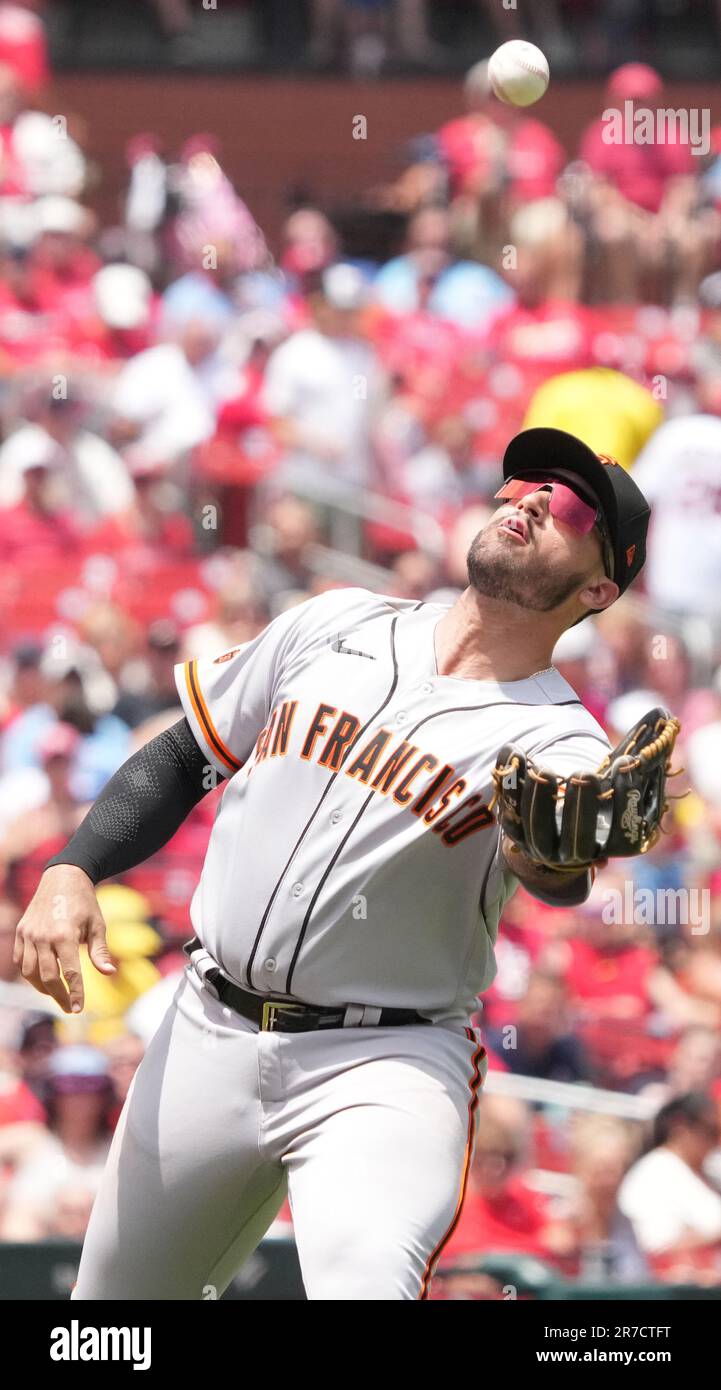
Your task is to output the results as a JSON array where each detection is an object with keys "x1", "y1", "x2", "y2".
[{"x1": 488, "y1": 40, "x2": 550, "y2": 107}]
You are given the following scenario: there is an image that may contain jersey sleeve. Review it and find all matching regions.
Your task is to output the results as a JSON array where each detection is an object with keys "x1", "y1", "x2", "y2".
[
  {"x1": 525, "y1": 722, "x2": 611, "y2": 778},
  {"x1": 175, "y1": 588, "x2": 381, "y2": 777},
  {"x1": 175, "y1": 597, "x2": 318, "y2": 777}
]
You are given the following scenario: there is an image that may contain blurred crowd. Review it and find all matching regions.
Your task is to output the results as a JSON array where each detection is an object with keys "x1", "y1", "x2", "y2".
[
  {"x1": 25, "y1": 0, "x2": 721, "y2": 77},
  {"x1": 1, "y1": 10, "x2": 721, "y2": 1297}
]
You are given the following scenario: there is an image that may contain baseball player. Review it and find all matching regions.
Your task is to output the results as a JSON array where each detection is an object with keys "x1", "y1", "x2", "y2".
[{"x1": 14, "y1": 427, "x2": 677, "y2": 1300}]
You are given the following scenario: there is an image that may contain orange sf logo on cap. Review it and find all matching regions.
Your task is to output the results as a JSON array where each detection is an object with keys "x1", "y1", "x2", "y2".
[
  {"x1": 626, "y1": 544, "x2": 636, "y2": 566},
  {"x1": 597, "y1": 453, "x2": 620, "y2": 467}
]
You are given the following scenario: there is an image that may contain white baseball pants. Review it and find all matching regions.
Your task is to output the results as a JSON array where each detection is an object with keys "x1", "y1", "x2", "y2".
[{"x1": 72, "y1": 967, "x2": 485, "y2": 1301}]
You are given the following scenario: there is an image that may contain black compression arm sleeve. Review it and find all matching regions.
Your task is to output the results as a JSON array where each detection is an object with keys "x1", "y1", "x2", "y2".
[{"x1": 45, "y1": 717, "x2": 221, "y2": 885}]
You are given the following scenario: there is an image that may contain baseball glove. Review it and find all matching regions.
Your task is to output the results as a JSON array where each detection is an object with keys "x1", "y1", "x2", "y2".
[{"x1": 490, "y1": 706, "x2": 682, "y2": 872}]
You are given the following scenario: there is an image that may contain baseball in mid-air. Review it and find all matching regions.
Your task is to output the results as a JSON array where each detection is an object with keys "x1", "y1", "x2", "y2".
[{"x1": 487, "y1": 40, "x2": 550, "y2": 107}]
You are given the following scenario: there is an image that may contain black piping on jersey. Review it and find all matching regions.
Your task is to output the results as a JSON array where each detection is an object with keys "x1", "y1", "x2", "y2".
[
  {"x1": 283, "y1": 694, "x2": 586, "y2": 996},
  {"x1": 244, "y1": 613, "x2": 401, "y2": 989}
]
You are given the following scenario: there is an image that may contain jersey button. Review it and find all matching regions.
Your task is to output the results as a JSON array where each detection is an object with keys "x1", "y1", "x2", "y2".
[
  {"x1": 396, "y1": 711, "x2": 407, "y2": 725},
  {"x1": 330, "y1": 810, "x2": 342, "y2": 825},
  {"x1": 292, "y1": 882, "x2": 304, "y2": 897},
  {"x1": 264, "y1": 957, "x2": 277, "y2": 973},
  {"x1": 420, "y1": 683, "x2": 433, "y2": 695}
]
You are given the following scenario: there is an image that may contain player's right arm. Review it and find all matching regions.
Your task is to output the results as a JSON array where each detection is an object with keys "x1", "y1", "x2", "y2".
[
  {"x1": 14, "y1": 715, "x2": 215, "y2": 1015},
  {"x1": 14, "y1": 588, "x2": 368, "y2": 1015}
]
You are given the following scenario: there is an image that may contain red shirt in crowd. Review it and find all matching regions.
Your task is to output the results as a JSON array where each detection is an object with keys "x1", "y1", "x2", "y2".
[
  {"x1": 487, "y1": 299, "x2": 594, "y2": 374},
  {"x1": 579, "y1": 117, "x2": 695, "y2": 213},
  {"x1": 0, "y1": 501, "x2": 80, "y2": 564},
  {"x1": 0, "y1": 4, "x2": 48, "y2": 91},
  {"x1": 562, "y1": 936, "x2": 656, "y2": 1020},
  {"x1": 440, "y1": 1178, "x2": 557, "y2": 1264},
  {"x1": 437, "y1": 114, "x2": 564, "y2": 203}
]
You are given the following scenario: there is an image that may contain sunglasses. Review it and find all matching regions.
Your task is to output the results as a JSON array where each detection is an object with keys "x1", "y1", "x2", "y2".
[{"x1": 495, "y1": 477, "x2": 614, "y2": 578}]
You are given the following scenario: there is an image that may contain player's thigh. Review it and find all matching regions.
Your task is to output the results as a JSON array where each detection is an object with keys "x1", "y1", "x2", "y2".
[
  {"x1": 74, "y1": 974, "x2": 284, "y2": 1300},
  {"x1": 287, "y1": 1027, "x2": 483, "y2": 1301}
]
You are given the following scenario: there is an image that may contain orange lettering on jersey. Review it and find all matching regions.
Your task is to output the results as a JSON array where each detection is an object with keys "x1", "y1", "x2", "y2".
[
  {"x1": 319, "y1": 712, "x2": 361, "y2": 771},
  {"x1": 256, "y1": 708, "x2": 278, "y2": 764},
  {"x1": 431, "y1": 793, "x2": 482, "y2": 838},
  {"x1": 439, "y1": 803, "x2": 495, "y2": 845},
  {"x1": 371, "y1": 742, "x2": 418, "y2": 794},
  {"x1": 301, "y1": 703, "x2": 337, "y2": 761},
  {"x1": 411, "y1": 764, "x2": 455, "y2": 817},
  {"x1": 423, "y1": 778, "x2": 466, "y2": 824},
  {"x1": 272, "y1": 700, "x2": 298, "y2": 757},
  {"x1": 345, "y1": 729, "x2": 392, "y2": 783},
  {"x1": 393, "y1": 753, "x2": 439, "y2": 807}
]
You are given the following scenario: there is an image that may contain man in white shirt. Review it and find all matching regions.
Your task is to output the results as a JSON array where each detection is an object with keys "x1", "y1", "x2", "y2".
[
  {"x1": 631, "y1": 414, "x2": 721, "y2": 624},
  {"x1": 262, "y1": 263, "x2": 383, "y2": 492},
  {"x1": 619, "y1": 1092, "x2": 721, "y2": 1263}
]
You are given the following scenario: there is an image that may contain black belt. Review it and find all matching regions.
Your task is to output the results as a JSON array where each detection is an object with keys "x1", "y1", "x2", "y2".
[{"x1": 183, "y1": 937, "x2": 429, "y2": 1034}]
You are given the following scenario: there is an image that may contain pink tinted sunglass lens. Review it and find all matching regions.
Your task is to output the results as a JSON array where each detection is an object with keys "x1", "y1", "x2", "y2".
[
  {"x1": 495, "y1": 478, "x2": 598, "y2": 535},
  {"x1": 547, "y1": 485, "x2": 597, "y2": 535}
]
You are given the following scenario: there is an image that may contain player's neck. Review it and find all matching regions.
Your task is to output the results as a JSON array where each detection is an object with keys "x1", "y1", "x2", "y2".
[{"x1": 435, "y1": 588, "x2": 564, "y2": 683}]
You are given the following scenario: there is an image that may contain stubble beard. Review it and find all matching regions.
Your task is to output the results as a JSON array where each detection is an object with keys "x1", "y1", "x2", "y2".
[{"x1": 466, "y1": 530, "x2": 588, "y2": 613}]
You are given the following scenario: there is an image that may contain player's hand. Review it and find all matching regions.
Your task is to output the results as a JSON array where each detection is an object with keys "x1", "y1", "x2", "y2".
[{"x1": 13, "y1": 864, "x2": 116, "y2": 1014}]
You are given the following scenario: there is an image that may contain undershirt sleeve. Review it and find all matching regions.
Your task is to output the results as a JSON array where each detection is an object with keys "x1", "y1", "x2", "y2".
[{"x1": 45, "y1": 717, "x2": 219, "y2": 886}]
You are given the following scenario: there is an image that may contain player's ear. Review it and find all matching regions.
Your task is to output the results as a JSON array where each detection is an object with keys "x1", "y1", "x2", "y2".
[{"x1": 577, "y1": 577, "x2": 619, "y2": 615}]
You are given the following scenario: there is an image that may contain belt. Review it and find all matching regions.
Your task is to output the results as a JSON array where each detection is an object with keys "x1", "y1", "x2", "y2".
[{"x1": 183, "y1": 937, "x2": 429, "y2": 1034}]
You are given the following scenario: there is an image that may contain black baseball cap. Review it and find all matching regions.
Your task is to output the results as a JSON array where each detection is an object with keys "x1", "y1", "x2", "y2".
[{"x1": 502, "y1": 427, "x2": 651, "y2": 598}]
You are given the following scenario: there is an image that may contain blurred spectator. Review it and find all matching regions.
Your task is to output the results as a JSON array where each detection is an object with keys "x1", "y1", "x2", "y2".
[
  {"x1": 567, "y1": 1116, "x2": 648, "y2": 1281},
  {"x1": 439, "y1": 1096, "x2": 574, "y2": 1268},
  {"x1": 549, "y1": 884, "x2": 657, "y2": 1026},
  {"x1": 631, "y1": 414, "x2": 721, "y2": 624},
  {"x1": 0, "y1": 66, "x2": 85, "y2": 238},
  {"x1": 486, "y1": 970, "x2": 590, "y2": 1084},
  {"x1": 485, "y1": 200, "x2": 588, "y2": 373},
  {"x1": 0, "y1": 389, "x2": 133, "y2": 522},
  {"x1": 0, "y1": 722, "x2": 87, "y2": 905},
  {"x1": 181, "y1": 558, "x2": 269, "y2": 659},
  {"x1": 263, "y1": 262, "x2": 383, "y2": 490},
  {"x1": 279, "y1": 207, "x2": 339, "y2": 299},
  {"x1": 0, "y1": 640, "x2": 54, "y2": 773},
  {"x1": 693, "y1": 272, "x2": 721, "y2": 415},
  {"x1": 0, "y1": 4, "x2": 48, "y2": 94},
  {"x1": 109, "y1": 315, "x2": 223, "y2": 468},
  {"x1": 70, "y1": 263, "x2": 156, "y2": 365},
  {"x1": 304, "y1": 0, "x2": 441, "y2": 75},
  {"x1": 25, "y1": 196, "x2": 97, "y2": 316},
  {"x1": 0, "y1": 1044, "x2": 114, "y2": 1240},
  {"x1": 436, "y1": 58, "x2": 565, "y2": 263},
  {"x1": 112, "y1": 619, "x2": 182, "y2": 729},
  {"x1": 251, "y1": 496, "x2": 320, "y2": 607},
  {"x1": 400, "y1": 413, "x2": 492, "y2": 515},
  {"x1": 103, "y1": 1029, "x2": 144, "y2": 1127},
  {"x1": 579, "y1": 65, "x2": 694, "y2": 216},
  {"x1": 640, "y1": 1026, "x2": 721, "y2": 1108},
  {"x1": 87, "y1": 457, "x2": 194, "y2": 562},
  {"x1": 577, "y1": 65, "x2": 717, "y2": 303},
  {"x1": 371, "y1": 205, "x2": 514, "y2": 329},
  {"x1": 0, "y1": 444, "x2": 80, "y2": 563},
  {"x1": 618, "y1": 1092, "x2": 721, "y2": 1282}
]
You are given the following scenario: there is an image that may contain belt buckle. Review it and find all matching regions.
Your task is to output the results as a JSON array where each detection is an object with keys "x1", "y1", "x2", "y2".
[{"x1": 261, "y1": 1000, "x2": 307, "y2": 1033}]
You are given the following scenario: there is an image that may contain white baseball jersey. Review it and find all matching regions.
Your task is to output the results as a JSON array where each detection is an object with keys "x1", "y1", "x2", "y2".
[{"x1": 176, "y1": 587, "x2": 610, "y2": 1023}]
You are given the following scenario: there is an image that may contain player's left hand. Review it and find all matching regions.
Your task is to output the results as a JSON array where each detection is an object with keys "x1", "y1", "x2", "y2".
[{"x1": 490, "y1": 706, "x2": 682, "y2": 873}]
